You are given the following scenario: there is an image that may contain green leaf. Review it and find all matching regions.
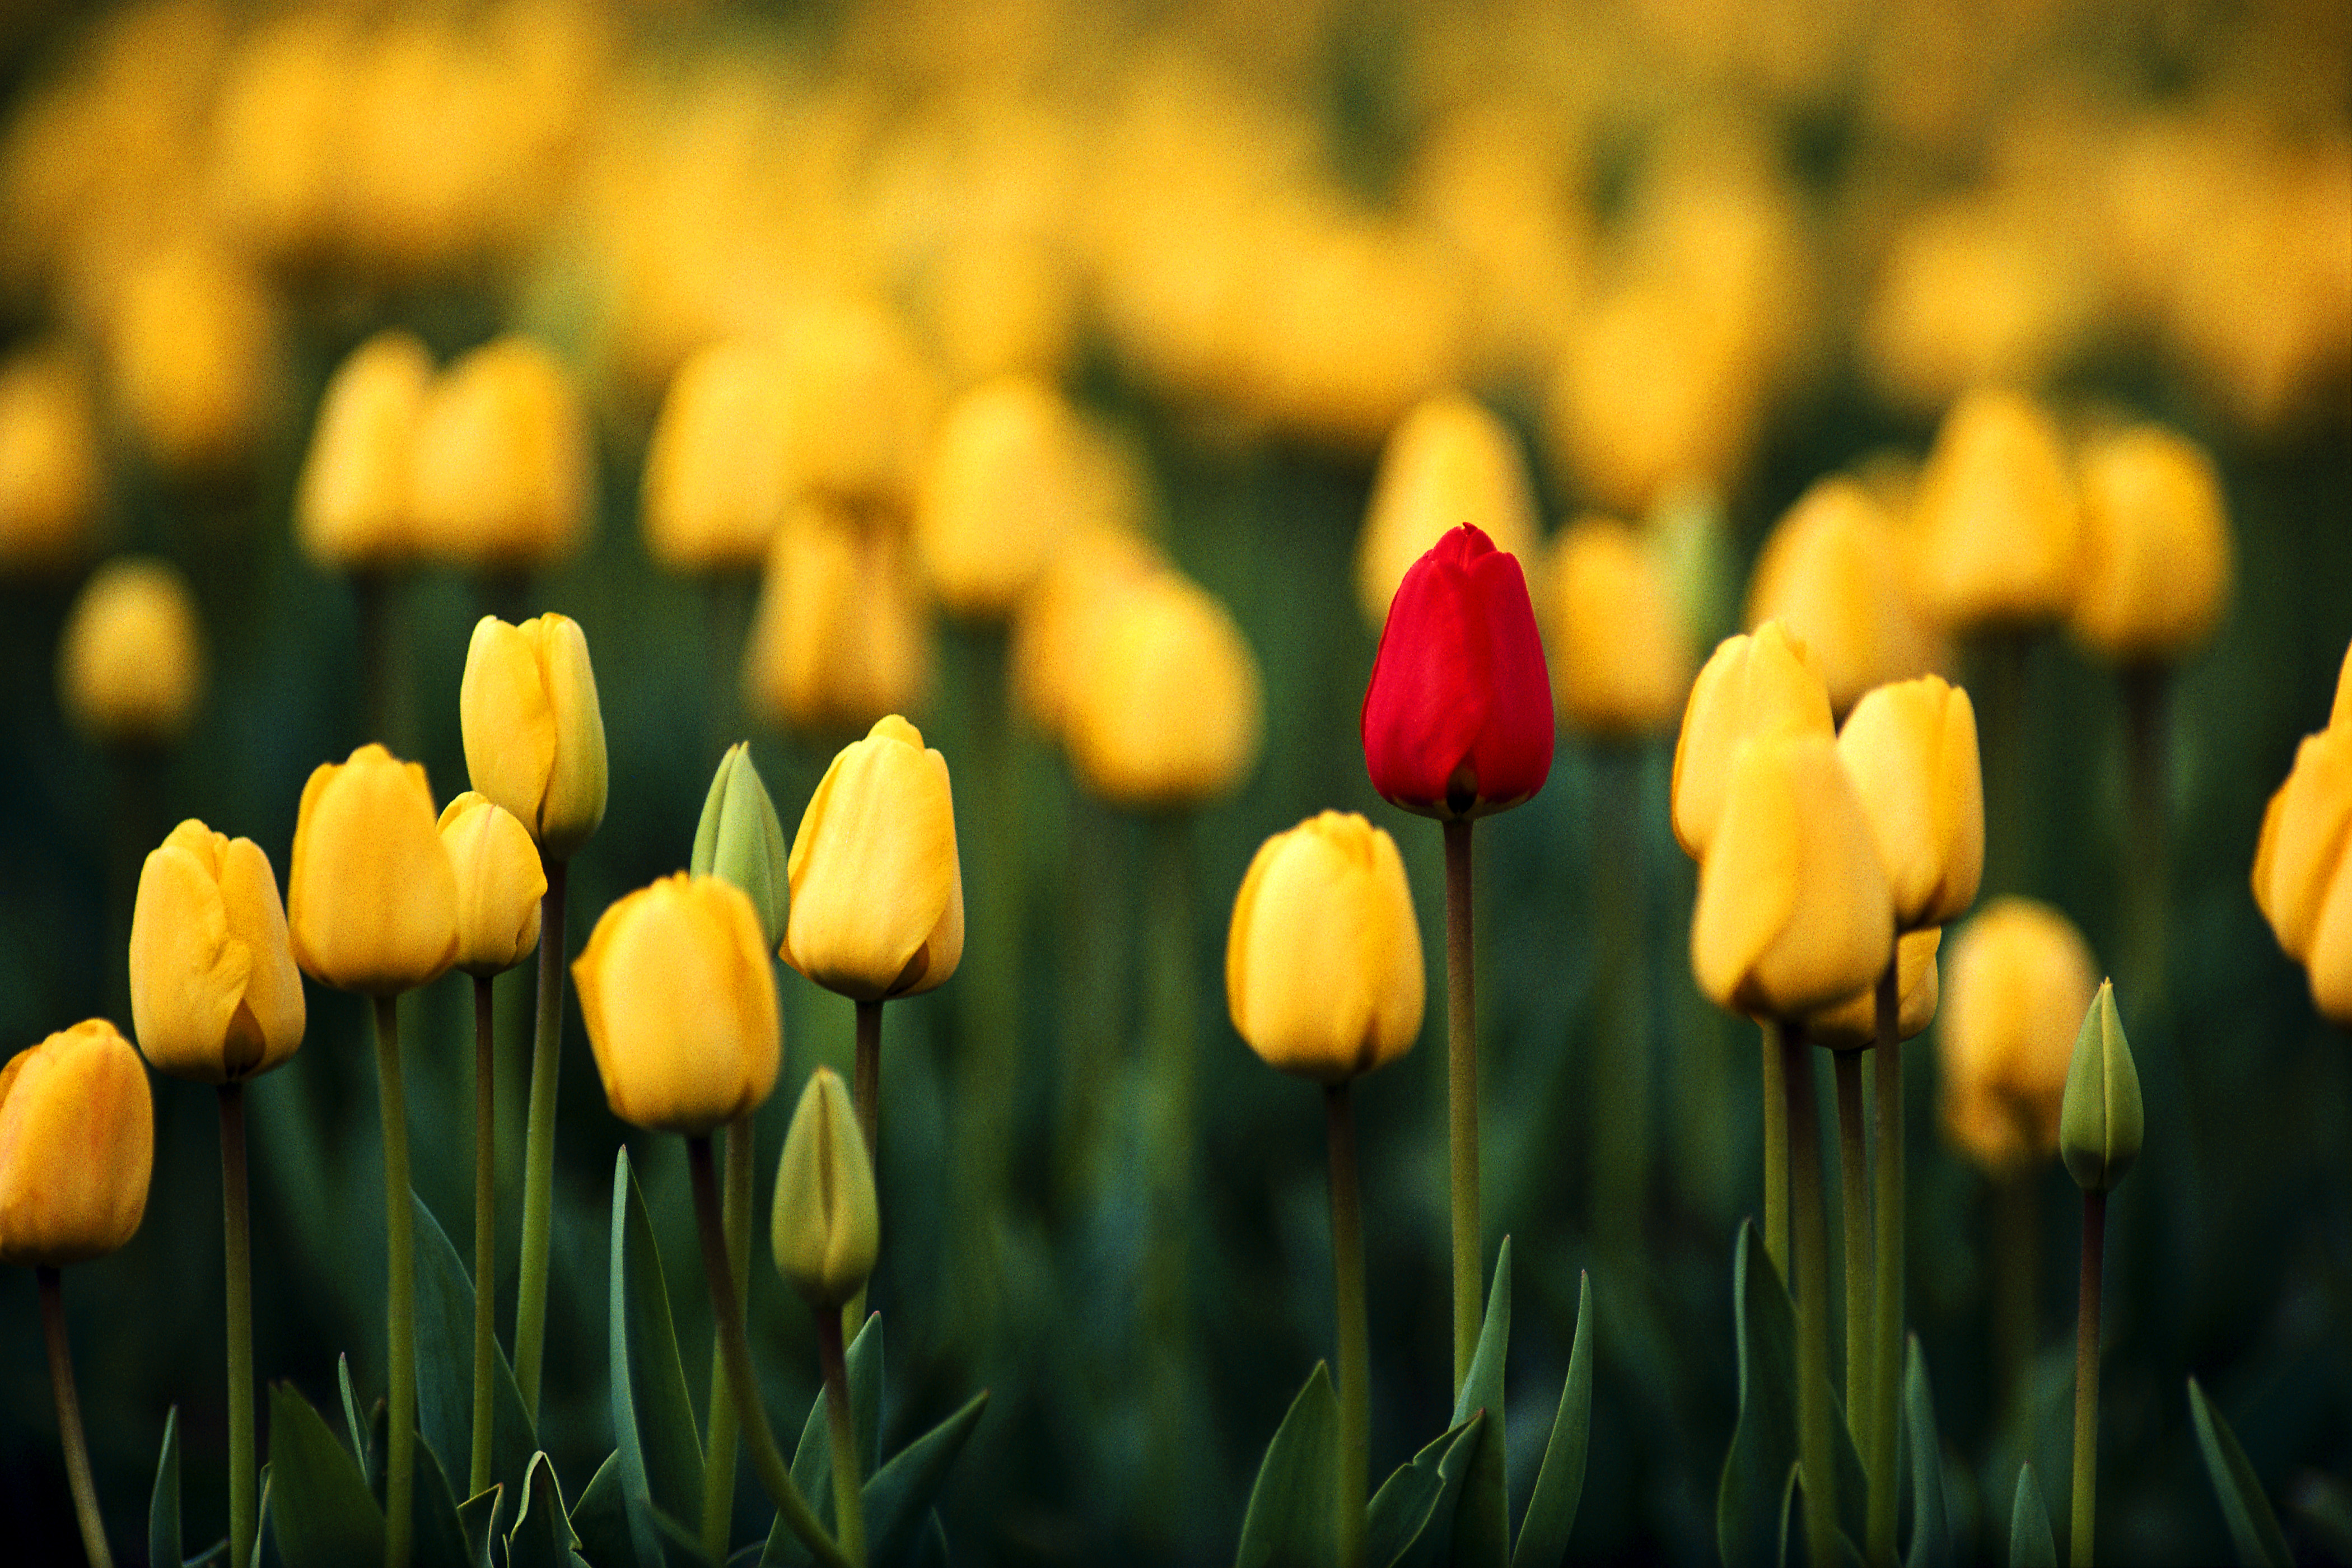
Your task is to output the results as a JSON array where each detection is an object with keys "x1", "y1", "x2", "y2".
[
  {"x1": 910, "y1": 1511, "x2": 949, "y2": 1568},
  {"x1": 338, "y1": 1356, "x2": 371, "y2": 1490},
  {"x1": 1450, "y1": 1238, "x2": 1513, "y2": 1568},
  {"x1": 863, "y1": 1390, "x2": 988, "y2": 1566},
  {"x1": 1235, "y1": 1361, "x2": 1341, "y2": 1568},
  {"x1": 410, "y1": 1438, "x2": 475, "y2": 1568},
  {"x1": 266, "y1": 1382, "x2": 384, "y2": 1568},
  {"x1": 251, "y1": 1463, "x2": 273, "y2": 1568},
  {"x1": 151, "y1": 1406, "x2": 182, "y2": 1568},
  {"x1": 1365, "y1": 1415, "x2": 1479, "y2": 1568},
  {"x1": 456, "y1": 1483, "x2": 503, "y2": 1568},
  {"x1": 412, "y1": 1193, "x2": 539, "y2": 1505},
  {"x1": 2009, "y1": 1464, "x2": 2056, "y2": 1568},
  {"x1": 570, "y1": 1453, "x2": 632, "y2": 1568},
  {"x1": 508, "y1": 1453, "x2": 581, "y2": 1568},
  {"x1": 1513, "y1": 1269, "x2": 1595, "y2": 1568},
  {"x1": 1902, "y1": 1337, "x2": 1949, "y2": 1568},
  {"x1": 609, "y1": 1147, "x2": 706, "y2": 1567},
  {"x1": 2187, "y1": 1378, "x2": 2292, "y2": 1568}
]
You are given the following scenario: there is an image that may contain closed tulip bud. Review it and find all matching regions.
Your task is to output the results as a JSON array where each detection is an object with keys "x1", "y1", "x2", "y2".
[
  {"x1": 1362, "y1": 523, "x2": 1553, "y2": 819},
  {"x1": 2251, "y1": 718, "x2": 2352, "y2": 1023},
  {"x1": 785, "y1": 717, "x2": 963, "y2": 1001},
  {"x1": 0, "y1": 347, "x2": 102, "y2": 575},
  {"x1": 1745, "y1": 477, "x2": 1943, "y2": 715},
  {"x1": 460, "y1": 613, "x2": 608, "y2": 861},
  {"x1": 916, "y1": 375, "x2": 1104, "y2": 618},
  {"x1": 410, "y1": 336, "x2": 591, "y2": 569},
  {"x1": 641, "y1": 340, "x2": 793, "y2": 573},
  {"x1": 295, "y1": 330, "x2": 433, "y2": 572},
  {"x1": 1690, "y1": 733, "x2": 1895, "y2": 1019},
  {"x1": 692, "y1": 744, "x2": 789, "y2": 949},
  {"x1": 1356, "y1": 394, "x2": 1544, "y2": 629},
  {"x1": 1937, "y1": 899, "x2": 2099, "y2": 1174},
  {"x1": 57, "y1": 556, "x2": 206, "y2": 749},
  {"x1": 770, "y1": 1066, "x2": 878, "y2": 1310},
  {"x1": 0, "y1": 1020, "x2": 154, "y2": 1267},
  {"x1": 741, "y1": 500, "x2": 932, "y2": 735},
  {"x1": 129, "y1": 821, "x2": 306, "y2": 1082},
  {"x1": 437, "y1": 794, "x2": 546, "y2": 977},
  {"x1": 1805, "y1": 927, "x2": 1942, "y2": 1049},
  {"x1": 1836, "y1": 676, "x2": 1985, "y2": 932},
  {"x1": 1545, "y1": 515, "x2": 1693, "y2": 738},
  {"x1": 1065, "y1": 570, "x2": 1264, "y2": 808},
  {"x1": 287, "y1": 744, "x2": 461, "y2": 995},
  {"x1": 1226, "y1": 812, "x2": 1425, "y2": 1082},
  {"x1": 1670, "y1": 620, "x2": 1835, "y2": 860},
  {"x1": 573, "y1": 874, "x2": 780, "y2": 1136},
  {"x1": 2059, "y1": 980, "x2": 2142, "y2": 1192},
  {"x1": 2069, "y1": 424, "x2": 2233, "y2": 664},
  {"x1": 1908, "y1": 388, "x2": 2080, "y2": 631}
]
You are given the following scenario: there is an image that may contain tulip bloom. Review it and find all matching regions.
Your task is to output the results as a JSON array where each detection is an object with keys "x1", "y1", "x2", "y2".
[
  {"x1": 129, "y1": 820, "x2": 306, "y2": 1082},
  {"x1": 2251, "y1": 718, "x2": 2352, "y2": 1023},
  {"x1": 0, "y1": 1020, "x2": 153, "y2": 1267},
  {"x1": 741, "y1": 498, "x2": 933, "y2": 735},
  {"x1": 287, "y1": 744, "x2": 461, "y2": 996},
  {"x1": 769, "y1": 1066, "x2": 879, "y2": 1311},
  {"x1": 438, "y1": 794, "x2": 547, "y2": 977},
  {"x1": 2069, "y1": 424, "x2": 2233, "y2": 665},
  {"x1": 459, "y1": 613, "x2": 609, "y2": 861},
  {"x1": 1671, "y1": 620, "x2": 1835, "y2": 860},
  {"x1": 1836, "y1": 676, "x2": 1985, "y2": 932},
  {"x1": 1805, "y1": 928, "x2": 1942, "y2": 1049},
  {"x1": 0, "y1": 346, "x2": 101, "y2": 575},
  {"x1": 1361, "y1": 522, "x2": 1554, "y2": 819},
  {"x1": 295, "y1": 330, "x2": 433, "y2": 572},
  {"x1": 1545, "y1": 516, "x2": 1693, "y2": 738},
  {"x1": 1907, "y1": 388, "x2": 2080, "y2": 631},
  {"x1": 915, "y1": 374, "x2": 1107, "y2": 618},
  {"x1": 641, "y1": 339, "x2": 794, "y2": 573},
  {"x1": 409, "y1": 335, "x2": 591, "y2": 570},
  {"x1": 574, "y1": 875, "x2": 780, "y2": 1136},
  {"x1": 785, "y1": 716, "x2": 964, "y2": 1001},
  {"x1": 1227, "y1": 812, "x2": 1426, "y2": 1084},
  {"x1": 57, "y1": 556, "x2": 207, "y2": 749},
  {"x1": 1744, "y1": 477, "x2": 1942, "y2": 715},
  {"x1": 1064, "y1": 568, "x2": 1264, "y2": 808},
  {"x1": 1936, "y1": 899, "x2": 2098, "y2": 1173},
  {"x1": 1355, "y1": 393, "x2": 1544, "y2": 629}
]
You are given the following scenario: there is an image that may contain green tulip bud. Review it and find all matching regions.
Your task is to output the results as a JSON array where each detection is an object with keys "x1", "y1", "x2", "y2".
[
  {"x1": 771, "y1": 1067, "x2": 879, "y2": 1310},
  {"x1": 2059, "y1": 980, "x2": 2143, "y2": 1193},
  {"x1": 693, "y1": 743, "x2": 789, "y2": 949}
]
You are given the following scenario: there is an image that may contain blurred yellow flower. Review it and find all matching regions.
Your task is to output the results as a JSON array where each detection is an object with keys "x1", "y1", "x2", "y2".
[
  {"x1": 1356, "y1": 391, "x2": 1543, "y2": 628},
  {"x1": 640, "y1": 339, "x2": 794, "y2": 574},
  {"x1": 0, "y1": 1020, "x2": 154, "y2": 1268},
  {"x1": 1745, "y1": 477, "x2": 1942, "y2": 715},
  {"x1": 1062, "y1": 568, "x2": 1263, "y2": 809},
  {"x1": 1907, "y1": 388, "x2": 2080, "y2": 631},
  {"x1": 459, "y1": 613, "x2": 608, "y2": 861},
  {"x1": 916, "y1": 374, "x2": 1111, "y2": 619},
  {"x1": 1836, "y1": 676, "x2": 1985, "y2": 932},
  {"x1": 129, "y1": 821, "x2": 305, "y2": 1084},
  {"x1": 438, "y1": 793, "x2": 547, "y2": 978},
  {"x1": 2252, "y1": 710, "x2": 2352, "y2": 1024},
  {"x1": 2069, "y1": 423, "x2": 2233, "y2": 665},
  {"x1": 294, "y1": 330, "x2": 433, "y2": 573},
  {"x1": 741, "y1": 499, "x2": 932, "y2": 736},
  {"x1": 410, "y1": 336, "x2": 591, "y2": 569},
  {"x1": 1545, "y1": 515, "x2": 1693, "y2": 739},
  {"x1": 102, "y1": 242, "x2": 281, "y2": 478},
  {"x1": 770, "y1": 1065, "x2": 878, "y2": 1310},
  {"x1": 57, "y1": 556, "x2": 205, "y2": 749},
  {"x1": 1937, "y1": 898, "x2": 2098, "y2": 1174},
  {"x1": 287, "y1": 744, "x2": 460, "y2": 996},
  {"x1": 1805, "y1": 928, "x2": 1943, "y2": 1050},
  {"x1": 1670, "y1": 620, "x2": 1835, "y2": 860},
  {"x1": 0, "y1": 347, "x2": 102, "y2": 575},
  {"x1": 1011, "y1": 525, "x2": 1164, "y2": 739}
]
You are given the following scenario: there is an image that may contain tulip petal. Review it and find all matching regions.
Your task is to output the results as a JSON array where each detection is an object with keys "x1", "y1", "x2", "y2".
[
  {"x1": 459, "y1": 618, "x2": 559, "y2": 840},
  {"x1": 785, "y1": 726, "x2": 959, "y2": 1001},
  {"x1": 129, "y1": 836, "x2": 247, "y2": 1081},
  {"x1": 218, "y1": 836, "x2": 305, "y2": 1077}
]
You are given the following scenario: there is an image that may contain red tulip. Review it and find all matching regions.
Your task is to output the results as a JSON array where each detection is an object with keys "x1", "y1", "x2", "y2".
[{"x1": 1362, "y1": 523, "x2": 1555, "y2": 818}]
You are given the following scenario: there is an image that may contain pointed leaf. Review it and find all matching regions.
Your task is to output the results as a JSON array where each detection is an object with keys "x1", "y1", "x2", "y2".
[
  {"x1": 570, "y1": 1453, "x2": 632, "y2": 1568},
  {"x1": 1366, "y1": 1416, "x2": 1479, "y2": 1568},
  {"x1": 508, "y1": 1453, "x2": 581, "y2": 1568},
  {"x1": 2188, "y1": 1378, "x2": 2292, "y2": 1568},
  {"x1": 410, "y1": 1438, "x2": 474, "y2": 1568},
  {"x1": 457, "y1": 1484, "x2": 503, "y2": 1568},
  {"x1": 1236, "y1": 1361, "x2": 1341, "y2": 1568},
  {"x1": 864, "y1": 1390, "x2": 988, "y2": 1566},
  {"x1": 609, "y1": 1147, "x2": 706, "y2": 1567},
  {"x1": 338, "y1": 1356, "x2": 370, "y2": 1487},
  {"x1": 252, "y1": 1463, "x2": 273, "y2": 1568},
  {"x1": 1719, "y1": 1221, "x2": 1800, "y2": 1568},
  {"x1": 1450, "y1": 1239, "x2": 1513, "y2": 1568},
  {"x1": 911, "y1": 1511, "x2": 949, "y2": 1568},
  {"x1": 1902, "y1": 1337, "x2": 1949, "y2": 1568},
  {"x1": 412, "y1": 1193, "x2": 539, "y2": 1503},
  {"x1": 267, "y1": 1382, "x2": 385, "y2": 1568},
  {"x1": 2009, "y1": 1464, "x2": 2056, "y2": 1568},
  {"x1": 151, "y1": 1406, "x2": 182, "y2": 1568},
  {"x1": 1513, "y1": 1269, "x2": 1595, "y2": 1568}
]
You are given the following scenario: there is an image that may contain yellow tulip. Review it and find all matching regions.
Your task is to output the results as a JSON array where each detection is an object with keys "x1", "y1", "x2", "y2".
[
  {"x1": 295, "y1": 330, "x2": 433, "y2": 572},
  {"x1": 0, "y1": 1020, "x2": 153, "y2": 1268},
  {"x1": 769, "y1": 1066, "x2": 878, "y2": 1310},
  {"x1": 640, "y1": 339, "x2": 794, "y2": 573},
  {"x1": 1836, "y1": 676, "x2": 1984, "y2": 932},
  {"x1": 1356, "y1": 391, "x2": 1543, "y2": 628},
  {"x1": 0, "y1": 347, "x2": 102, "y2": 575},
  {"x1": 129, "y1": 820, "x2": 306, "y2": 1083},
  {"x1": 1936, "y1": 898, "x2": 2098, "y2": 1174},
  {"x1": 438, "y1": 794, "x2": 547, "y2": 977},
  {"x1": 2252, "y1": 718, "x2": 2352, "y2": 1024},
  {"x1": 2069, "y1": 424, "x2": 2233, "y2": 664},
  {"x1": 1670, "y1": 620, "x2": 1835, "y2": 861},
  {"x1": 103, "y1": 242, "x2": 280, "y2": 478},
  {"x1": 573, "y1": 874, "x2": 780, "y2": 1136},
  {"x1": 1062, "y1": 568, "x2": 1264, "y2": 808},
  {"x1": 1804, "y1": 928, "x2": 1942, "y2": 1049},
  {"x1": 785, "y1": 716, "x2": 964, "y2": 1002},
  {"x1": 1744, "y1": 477, "x2": 1943, "y2": 715},
  {"x1": 773, "y1": 295, "x2": 940, "y2": 514},
  {"x1": 1544, "y1": 515, "x2": 1693, "y2": 738},
  {"x1": 1226, "y1": 812, "x2": 1425, "y2": 1083},
  {"x1": 287, "y1": 744, "x2": 460, "y2": 996},
  {"x1": 1010, "y1": 525, "x2": 1165, "y2": 738},
  {"x1": 410, "y1": 336, "x2": 591, "y2": 569},
  {"x1": 1907, "y1": 388, "x2": 2080, "y2": 631},
  {"x1": 459, "y1": 613, "x2": 609, "y2": 861},
  {"x1": 57, "y1": 556, "x2": 206, "y2": 749},
  {"x1": 1690, "y1": 733, "x2": 1896, "y2": 1019},
  {"x1": 915, "y1": 375, "x2": 1108, "y2": 619},
  {"x1": 741, "y1": 498, "x2": 932, "y2": 736},
  {"x1": 2334, "y1": 641, "x2": 2352, "y2": 732}
]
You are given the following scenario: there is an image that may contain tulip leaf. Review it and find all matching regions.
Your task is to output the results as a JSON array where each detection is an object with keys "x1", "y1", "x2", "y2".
[
  {"x1": 1513, "y1": 1269, "x2": 1595, "y2": 1568},
  {"x1": 338, "y1": 1355, "x2": 371, "y2": 1488},
  {"x1": 151, "y1": 1406, "x2": 182, "y2": 1568},
  {"x1": 2008, "y1": 1464, "x2": 2056, "y2": 1568},
  {"x1": 608, "y1": 1148, "x2": 706, "y2": 1567},
  {"x1": 507, "y1": 1453, "x2": 580, "y2": 1568},
  {"x1": 1235, "y1": 1361, "x2": 1341, "y2": 1568},
  {"x1": 410, "y1": 1437, "x2": 475, "y2": 1568},
  {"x1": 266, "y1": 1381, "x2": 384, "y2": 1568},
  {"x1": 1365, "y1": 1414, "x2": 1479, "y2": 1568},
  {"x1": 457, "y1": 1483, "x2": 503, "y2": 1568},
  {"x1": 1450, "y1": 1238, "x2": 1513, "y2": 1568},
  {"x1": 862, "y1": 1389, "x2": 989, "y2": 1566},
  {"x1": 251, "y1": 1464, "x2": 273, "y2": 1568},
  {"x1": 1902, "y1": 1337, "x2": 1949, "y2": 1568},
  {"x1": 570, "y1": 1453, "x2": 632, "y2": 1568},
  {"x1": 412, "y1": 1193, "x2": 539, "y2": 1506},
  {"x1": 2188, "y1": 1377, "x2": 2292, "y2": 1567}
]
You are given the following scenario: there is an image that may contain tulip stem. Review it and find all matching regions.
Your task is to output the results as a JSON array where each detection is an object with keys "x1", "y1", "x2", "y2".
[
  {"x1": 1327, "y1": 1083, "x2": 1369, "y2": 1568},
  {"x1": 220, "y1": 1082, "x2": 257, "y2": 1567},
  {"x1": 1868, "y1": 962, "x2": 1903, "y2": 1568},
  {"x1": 1592, "y1": 744, "x2": 1648, "y2": 1259},
  {"x1": 375, "y1": 993, "x2": 416, "y2": 1568},
  {"x1": 40, "y1": 1268, "x2": 113, "y2": 1568},
  {"x1": 1832, "y1": 1049, "x2": 1874, "y2": 1471},
  {"x1": 1783, "y1": 1024, "x2": 1840, "y2": 1568},
  {"x1": 470, "y1": 977, "x2": 497, "y2": 1500},
  {"x1": 687, "y1": 1136, "x2": 851, "y2": 1568},
  {"x1": 701, "y1": 1114, "x2": 753, "y2": 1566},
  {"x1": 2070, "y1": 1189, "x2": 2107, "y2": 1568},
  {"x1": 845, "y1": 1000, "x2": 883, "y2": 1336},
  {"x1": 816, "y1": 1305, "x2": 867, "y2": 1568},
  {"x1": 1762, "y1": 1024, "x2": 1789, "y2": 1280},
  {"x1": 514, "y1": 857, "x2": 568, "y2": 1420},
  {"x1": 1443, "y1": 816, "x2": 1480, "y2": 1399}
]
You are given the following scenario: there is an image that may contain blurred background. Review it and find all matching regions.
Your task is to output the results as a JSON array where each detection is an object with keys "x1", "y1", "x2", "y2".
[{"x1": 0, "y1": 0, "x2": 2346, "y2": 1562}]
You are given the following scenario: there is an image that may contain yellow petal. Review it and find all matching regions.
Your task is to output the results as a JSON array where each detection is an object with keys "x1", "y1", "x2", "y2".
[
  {"x1": 287, "y1": 745, "x2": 459, "y2": 995},
  {"x1": 784, "y1": 722, "x2": 960, "y2": 1001}
]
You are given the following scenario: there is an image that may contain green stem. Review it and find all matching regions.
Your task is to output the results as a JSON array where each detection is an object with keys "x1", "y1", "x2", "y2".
[
  {"x1": 1833, "y1": 1048, "x2": 1874, "y2": 1472},
  {"x1": 42, "y1": 1268, "x2": 114, "y2": 1568},
  {"x1": 2070, "y1": 1189, "x2": 2107, "y2": 1568},
  {"x1": 846, "y1": 1000, "x2": 882, "y2": 1336},
  {"x1": 816, "y1": 1306, "x2": 867, "y2": 1568},
  {"x1": 1142, "y1": 814, "x2": 1199, "y2": 1537},
  {"x1": 1784, "y1": 1024, "x2": 1839, "y2": 1568},
  {"x1": 221, "y1": 1083, "x2": 256, "y2": 1566},
  {"x1": 375, "y1": 993, "x2": 416, "y2": 1568},
  {"x1": 1592, "y1": 746, "x2": 1648, "y2": 1258},
  {"x1": 1444, "y1": 816, "x2": 1480, "y2": 1398},
  {"x1": 514, "y1": 857, "x2": 568, "y2": 1420},
  {"x1": 1328, "y1": 1082, "x2": 1369, "y2": 1568},
  {"x1": 702, "y1": 1115, "x2": 753, "y2": 1565},
  {"x1": 687, "y1": 1136, "x2": 850, "y2": 1568},
  {"x1": 1868, "y1": 962, "x2": 1903, "y2": 1568},
  {"x1": 470, "y1": 977, "x2": 496, "y2": 1499},
  {"x1": 1762, "y1": 1023, "x2": 1789, "y2": 1281}
]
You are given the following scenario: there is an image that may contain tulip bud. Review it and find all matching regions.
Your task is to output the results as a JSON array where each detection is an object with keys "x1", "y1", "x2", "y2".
[
  {"x1": 1011, "y1": 525, "x2": 1164, "y2": 738},
  {"x1": 770, "y1": 1065, "x2": 879, "y2": 1310},
  {"x1": 1226, "y1": 811, "x2": 1425, "y2": 1082},
  {"x1": 1362, "y1": 523, "x2": 1554, "y2": 820},
  {"x1": 775, "y1": 295, "x2": 939, "y2": 512},
  {"x1": 1907, "y1": 388, "x2": 2080, "y2": 631},
  {"x1": 1063, "y1": 569, "x2": 1264, "y2": 808},
  {"x1": 410, "y1": 336, "x2": 591, "y2": 570},
  {"x1": 2068, "y1": 424, "x2": 2233, "y2": 665},
  {"x1": 57, "y1": 556, "x2": 207, "y2": 749},
  {"x1": 1937, "y1": 899, "x2": 2098, "y2": 1174},
  {"x1": 1544, "y1": 515, "x2": 1693, "y2": 738},
  {"x1": 0, "y1": 347, "x2": 102, "y2": 575},
  {"x1": 1804, "y1": 927, "x2": 1942, "y2": 1049},
  {"x1": 460, "y1": 613, "x2": 608, "y2": 861},
  {"x1": 104, "y1": 242, "x2": 280, "y2": 478},
  {"x1": 1355, "y1": 393, "x2": 1544, "y2": 629},
  {"x1": 295, "y1": 330, "x2": 433, "y2": 572},
  {"x1": 1744, "y1": 477, "x2": 1942, "y2": 715},
  {"x1": 915, "y1": 375, "x2": 1110, "y2": 618},
  {"x1": 1836, "y1": 676, "x2": 1985, "y2": 932},
  {"x1": 129, "y1": 820, "x2": 306, "y2": 1082},
  {"x1": 438, "y1": 794, "x2": 546, "y2": 977},
  {"x1": 287, "y1": 744, "x2": 461, "y2": 996},
  {"x1": 692, "y1": 744, "x2": 789, "y2": 949},
  {"x1": 0, "y1": 1020, "x2": 153, "y2": 1267},
  {"x1": 640, "y1": 339, "x2": 794, "y2": 573},
  {"x1": 785, "y1": 716, "x2": 963, "y2": 1002},
  {"x1": 741, "y1": 499, "x2": 932, "y2": 735},
  {"x1": 1690, "y1": 733, "x2": 1895, "y2": 1019},
  {"x1": 2059, "y1": 981, "x2": 2143, "y2": 1192},
  {"x1": 573, "y1": 874, "x2": 780, "y2": 1136},
  {"x1": 2251, "y1": 717, "x2": 2352, "y2": 1023},
  {"x1": 1670, "y1": 620, "x2": 1835, "y2": 860}
]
